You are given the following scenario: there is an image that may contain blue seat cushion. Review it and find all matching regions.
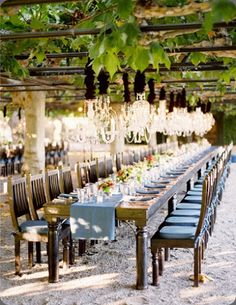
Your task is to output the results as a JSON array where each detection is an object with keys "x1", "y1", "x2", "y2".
[
  {"x1": 176, "y1": 203, "x2": 201, "y2": 210},
  {"x1": 165, "y1": 216, "x2": 199, "y2": 226},
  {"x1": 170, "y1": 209, "x2": 201, "y2": 217},
  {"x1": 20, "y1": 220, "x2": 48, "y2": 234},
  {"x1": 193, "y1": 185, "x2": 202, "y2": 189},
  {"x1": 183, "y1": 195, "x2": 202, "y2": 203},
  {"x1": 187, "y1": 190, "x2": 202, "y2": 196},
  {"x1": 158, "y1": 226, "x2": 196, "y2": 239}
]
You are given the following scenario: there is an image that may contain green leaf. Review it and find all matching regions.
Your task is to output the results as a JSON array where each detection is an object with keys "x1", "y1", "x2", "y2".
[
  {"x1": 150, "y1": 43, "x2": 171, "y2": 70},
  {"x1": 104, "y1": 52, "x2": 120, "y2": 78},
  {"x1": 202, "y1": 12, "x2": 213, "y2": 33},
  {"x1": 117, "y1": 0, "x2": 133, "y2": 19},
  {"x1": 92, "y1": 56, "x2": 103, "y2": 75},
  {"x1": 120, "y1": 22, "x2": 140, "y2": 46},
  {"x1": 35, "y1": 52, "x2": 45, "y2": 63},
  {"x1": 189, "y1": 52, "x2": 207, "y2": 66},
  {"x1": 131, "y1": 46, "x2": 150, "y2": 72},
  {"x1": 30, "y1": 18, "x2": 45, "y2": 30},
  {"x1": 213, "y1": 0, "x2": 236, "y2": 22}
]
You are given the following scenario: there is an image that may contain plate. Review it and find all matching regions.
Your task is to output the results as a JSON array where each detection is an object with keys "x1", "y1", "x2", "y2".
[{"x1": 136, "y1": 188, "x2": 160, "y2": 195}]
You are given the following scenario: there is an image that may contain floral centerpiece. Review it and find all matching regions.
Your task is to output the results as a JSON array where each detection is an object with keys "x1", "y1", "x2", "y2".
[
  {"x1": 116, "y1": 166, "x2": 133, "y2": 183},
  {"x1": 98, "y1": 178, "x2": 114, "y2": 194},
  {"x1": 145, "y1": 155, "x2": 155, "y2": 168}
]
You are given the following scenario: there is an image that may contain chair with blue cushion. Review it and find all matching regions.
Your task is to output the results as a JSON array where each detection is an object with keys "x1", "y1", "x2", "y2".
[
  {"x1": 29, "y1": 172, "x2": 74, "y2": 263},
  {"x1": 8, "y1": 176, "x2": 71, "y2": 276},
  {"x1": 151, "y1": 175, "x2": 211, "y2": 287}
]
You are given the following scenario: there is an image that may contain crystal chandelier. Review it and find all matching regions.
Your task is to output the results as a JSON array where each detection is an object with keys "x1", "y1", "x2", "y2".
[
  {"x1": 87, "y1": 96, "x2": 117, "y2": 144},
  {"x1": 121, "y1": 93, "x2": 154, "y2": 143}
]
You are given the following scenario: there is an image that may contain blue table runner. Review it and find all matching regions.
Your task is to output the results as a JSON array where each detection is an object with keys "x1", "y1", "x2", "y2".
[{"x1": 70, "y1": 194, "x2": 122, "y2": 241}]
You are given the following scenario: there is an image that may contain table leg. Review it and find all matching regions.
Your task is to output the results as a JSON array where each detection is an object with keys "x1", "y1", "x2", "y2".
[
  {"x1": 48, "y1": 220, "x2": 59, "y2": 283},
  {"x1": 136, "y1": 225, "x2": 148, "y2": 290},
  {"x1": 168, "y1": 194, "x2": 177, "y2": 214}
]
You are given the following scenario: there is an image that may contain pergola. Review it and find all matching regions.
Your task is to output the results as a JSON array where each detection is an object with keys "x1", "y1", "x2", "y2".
[{"x1": 0, "y1": 0, "x2": 236, "y2": 172}]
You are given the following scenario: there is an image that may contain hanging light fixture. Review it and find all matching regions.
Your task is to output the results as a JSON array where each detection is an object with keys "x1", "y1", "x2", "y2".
[
  {"x1": 121, "y1": 71, "x2": 155, "y2": 143},
  {"x1": 151, "y1": 87, "x2": 167, "y2": 134}
]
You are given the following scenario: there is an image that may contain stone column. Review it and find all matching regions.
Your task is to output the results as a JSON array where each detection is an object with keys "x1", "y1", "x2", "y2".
[{"x1": 12, "y1": 91, "x2": 46, "y2": 174}]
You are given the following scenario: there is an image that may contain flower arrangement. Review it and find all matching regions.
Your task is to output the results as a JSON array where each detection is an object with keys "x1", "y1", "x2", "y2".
[
  {"x1": 145, "y1": 155, "x2": 155, "y2": 167},
  {"x1": 116, "y1": 166, "x2": 133, "y2": 183},
  {"x1": 98, "y1": 178, "x2": 114, "y2": 193}
]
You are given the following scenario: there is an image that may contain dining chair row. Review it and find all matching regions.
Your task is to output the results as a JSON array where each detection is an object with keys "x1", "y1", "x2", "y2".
[
  {"x1": 75, "y1": 156, "x2": 114, "y2": 189},
  {"x1": 8, "y1": 169, "x2": 74, "y2": 276},
  {"x1": 150, "y1": 144, "x2": 232, "y2": 287}
]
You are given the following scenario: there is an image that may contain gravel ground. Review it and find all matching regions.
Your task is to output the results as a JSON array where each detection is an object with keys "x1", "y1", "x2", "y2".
[{"x1": 0, "y1": 164, "x2": 235, "y2": 305}]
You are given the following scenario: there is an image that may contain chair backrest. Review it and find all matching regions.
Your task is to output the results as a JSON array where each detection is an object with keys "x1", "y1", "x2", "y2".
[
  {"x1": 45, "y1": 169, "x2": 61, "y2": 201},
  {"x1": 129, "y1": 151, "x2": 134, "y2": 165},
  {"x1": 96, "y1": 157, "x2": 106, "y2": 179},
  {"x1": 88, "y1": 160, "x2": 98, "y2": 183},
  {"x1": 8, "y1": 176, "x2": 31, "y2": 232},
  {"x1": 27, "y1": 173, "x2": 47, "y2": 220},
  {"x1": 194, "y1": 164, "x2": 216, "y2": 240},
  {"x1": 59, "y1": 166, "x2": 73, "y2": 194},
  {"x1": 116, "y1": 153, "x2": 122, "y2": 172},
  {"x1": 140, "y1": 150, "x2": 145, "y2": 161},
  {"x1": 106, "y1": 156, "x2": 114, "y2": 176},
  {"x1": 134, "y1": 151, "x2": 140, "y2": 163},
  {"x1": 122, "y1": 152, "x2": 129, "y2": 166},
  {"x1": 75, "y1": 162, "x2": 89, "y2": 188}
]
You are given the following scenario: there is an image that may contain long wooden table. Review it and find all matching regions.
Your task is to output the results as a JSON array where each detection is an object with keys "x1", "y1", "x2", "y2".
[{"x1": 44, "y1": 147, "x2": 219, "y2": 289}]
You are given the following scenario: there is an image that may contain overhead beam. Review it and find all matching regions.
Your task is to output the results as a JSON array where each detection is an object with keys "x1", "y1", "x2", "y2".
[
  {"x1": 27, "y1": 63, "x2": 228, "y2": 76},
  {"x1": 1, "y1": 0, "x2": 77, "y2": 7},
  {"x1": 161, "y1": 78, "x2": 235, "y2": 84},
  {"x1": 1, "y1": 21, "x2": 236, "y2": 41},
  {"x1": 14, "y1": 46, "x2": 236, "y2": 61}
]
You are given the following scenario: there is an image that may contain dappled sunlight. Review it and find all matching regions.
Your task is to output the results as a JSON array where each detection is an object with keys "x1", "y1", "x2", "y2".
[
  {"x1": 180, "y1": 286, "x2": 213, "y2": 299},
  {"x1": 0, "y1": 273, "x2": 119, "y2": 298},
  {"x1": 212, "y1": 250, "x2": 236, "y2": 256},
  {"x1": 197, "y1": 295, "x2": 235, "y2": 305},
  {"x1": 4, "y1": 265, "x2": 97, "y2": 281},
  {"x1": 207, "y1": 261, "x2": 234, "y2": 269}
]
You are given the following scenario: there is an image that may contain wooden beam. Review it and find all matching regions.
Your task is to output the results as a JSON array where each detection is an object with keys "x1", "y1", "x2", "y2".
[
  {"x1": 1, "y1": 0, "x2": 77, "y2": 7},
  {"x1": 1, "y1": 22, "x2": 235, "y2": 40},
  {"x1": 14, "y1": 46, "x2": 236, "y2": 60}
]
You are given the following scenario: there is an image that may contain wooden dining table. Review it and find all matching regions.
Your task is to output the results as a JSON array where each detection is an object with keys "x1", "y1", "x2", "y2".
[{"x1": 44, "y1": 146, "x2": 219, "y2": 290}]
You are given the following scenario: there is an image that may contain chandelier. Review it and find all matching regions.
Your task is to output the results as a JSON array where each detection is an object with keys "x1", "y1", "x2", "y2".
[
  {"x1": 87, "y1": 96, "x2": 117, "y2": 144},
  {"x1": 121, "y1": 93, "x2": 154, "y2": 143},
  {"x1": 161, "y1": 90, "x2": 215, "y2": 137}
]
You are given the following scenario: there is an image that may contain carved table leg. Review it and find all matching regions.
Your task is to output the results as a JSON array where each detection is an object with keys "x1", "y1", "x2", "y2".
[
  {"x1": 136, "y1": 225, "x2": 148, "y2": 290},
  {"x1": 48, "y1": 220, "x2": 59, "y2": 283},
  {"x1": 151, "y1": 251, "x2": 159, "y2": 286}
]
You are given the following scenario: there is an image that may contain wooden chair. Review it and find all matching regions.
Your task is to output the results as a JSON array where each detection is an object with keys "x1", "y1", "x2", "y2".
[
  {"x1": 106, "y1": 156, "x2": 114, "y2": 177},
  {"x1": 122, "y1": 152, "x2": 130, "y2": 166},
  {"x1": 45, "y1": 169, "x2": 61, "y2": 201},
  {"x1": 59, "y1": 166, "x2": 74, "y2": 194},
  {"x1": 87, "y1": 160, "x2": 98, "y2": 184},
  {"x1": 8, "y1": 176, "x2": 71, "y2": 275},
  {"x1": 115, "y1": 153, "x2": 122, "y2": 172},
  {"x1": 133, "y1": 151, "x2": 140, "y2": 163},
  {"x1": 75, "y1": 162, "x2": 89, "y2": 188},
  {"x1": 96, "y1": 157, "x2": 106, "y2": 179},
  {"x1": 151, "y1": 170, "x2": 212, "y2": 287}
]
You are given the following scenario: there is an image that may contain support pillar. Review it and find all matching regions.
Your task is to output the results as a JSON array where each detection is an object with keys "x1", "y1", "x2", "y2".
[{"x1": 12, "y1": 91, "x2": 46, "y2": 174}]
